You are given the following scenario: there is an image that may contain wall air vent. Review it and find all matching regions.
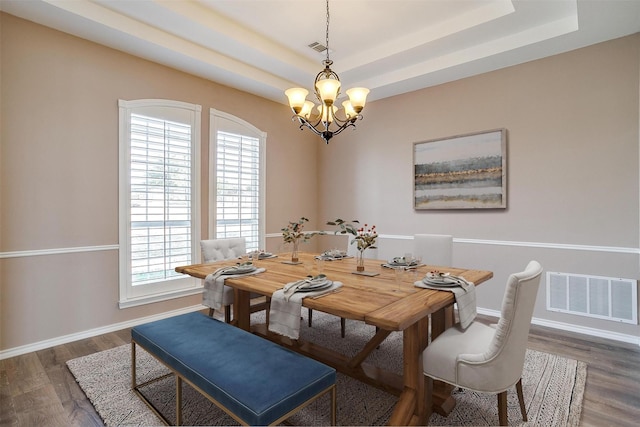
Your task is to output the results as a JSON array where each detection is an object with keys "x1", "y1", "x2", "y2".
[
  {"x1": 308, "y1": 42, "x2": 327, "y2": 53},
  {"x1": 546, "y1": 272, "x2": 637, "y2": 324}
]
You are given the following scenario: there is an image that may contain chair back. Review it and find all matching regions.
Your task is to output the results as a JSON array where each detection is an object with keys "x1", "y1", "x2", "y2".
[
  {"x1": 413, "y1": 234, "x2": 452, "y2": 266},
  {"x1": 201, "y1": 238, "x2": 246, "y2": 262},
  {"x1": 459, "y1": 260, "x2": 543, "y2": 391}
]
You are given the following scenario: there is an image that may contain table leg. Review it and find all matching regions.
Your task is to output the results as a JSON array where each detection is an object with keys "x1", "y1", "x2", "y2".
[
  {"x1": 233, "y1": 289, "x2": 251, "y2": 331},
  {"x1": 388, "y1": 315, "x2": 429, "y2": 426}
]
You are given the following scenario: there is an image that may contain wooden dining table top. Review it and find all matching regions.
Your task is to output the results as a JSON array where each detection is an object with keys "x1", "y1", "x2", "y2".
[
  {"x1": 175, "y1": 252, "x2": 493, "y2": 332},
  {"x1": 175, "y1": 251, "x2": 493, "y2": 425}
]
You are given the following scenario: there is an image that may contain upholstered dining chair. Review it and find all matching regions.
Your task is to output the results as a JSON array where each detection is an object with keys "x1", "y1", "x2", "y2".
[
  {"x1": 422, "y1": 260, "x2": 543, "y2": 426},
  {"x1": 201, "y1": 238, "x2": 266, "y2": 323},
  {"x1": 414, "y1": 234, "x2": 455, "y2": 325},
  {"x1": 413, "y1": 234, "x2": 453, "y2": 267}
]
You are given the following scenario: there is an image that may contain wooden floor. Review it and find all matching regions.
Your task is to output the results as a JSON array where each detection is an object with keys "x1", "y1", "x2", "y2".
[{"x1": 2, "y1": 314, "x2": 639, "y2": 426}]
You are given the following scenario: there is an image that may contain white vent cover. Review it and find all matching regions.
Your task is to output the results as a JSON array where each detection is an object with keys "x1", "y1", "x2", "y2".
[
  {"x1": 308, "y1": 42, "x2": 327, "y2": 53},
  {"x1": 546, "y1": 272, "x2": 637, "y2": 324}
]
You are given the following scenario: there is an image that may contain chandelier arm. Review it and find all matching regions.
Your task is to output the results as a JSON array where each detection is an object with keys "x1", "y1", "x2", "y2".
[
  {"x1": 291, "y1": 115, "x2": 325, "y2": 138},
  {"x1": 330, "y1": 121, "x2": 358, "y2": 138}
]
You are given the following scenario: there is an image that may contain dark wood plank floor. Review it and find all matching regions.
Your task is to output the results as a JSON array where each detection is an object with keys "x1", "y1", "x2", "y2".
[{"x1": 2, "y1": 315, "x2": 639, "y2": 426}]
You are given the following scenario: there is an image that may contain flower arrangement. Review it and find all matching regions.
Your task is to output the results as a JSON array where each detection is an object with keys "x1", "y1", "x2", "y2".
[
  {"x1": 281, "y1": 217, "x2": 320, "y2": 262},
  {"x1": 281, "y1": 217, "x2": 315, "y2": 244},
  {"x1": 327, "y1": 218, "x2": 378, "y2": 271}
]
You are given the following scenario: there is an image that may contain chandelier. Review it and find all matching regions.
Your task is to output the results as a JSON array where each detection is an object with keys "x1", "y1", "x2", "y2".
[{"x1": 285, "y1": 0, "x2": 369, "y2": 144}]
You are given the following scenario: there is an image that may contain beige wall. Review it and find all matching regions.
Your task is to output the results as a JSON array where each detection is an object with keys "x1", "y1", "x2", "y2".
[
  {"x1": 0, "y1": 14, "x2": 320, "y2": 351},
  {"x1": 1, "y1": 12, "x2": 639, "y2": 352},
  {"x1": 318, "y1": 33, "x2": 640, "y2": 338}
]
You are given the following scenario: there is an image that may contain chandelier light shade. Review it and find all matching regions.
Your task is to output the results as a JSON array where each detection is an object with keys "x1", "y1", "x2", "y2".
[{"x1": 285, "y1": 0, "x2": 369, "y2": 144}]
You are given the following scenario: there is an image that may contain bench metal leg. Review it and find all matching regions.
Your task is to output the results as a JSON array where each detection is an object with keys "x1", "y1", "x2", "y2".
[
  {"x1": 331, "y1": 385, "x2": 337, "y2": 426},
  {"x1": 131, "y1": 342, "x2": 137, "y2": 389},
  {"x1": 176, "y1": 376, "x2": 183, "y2": 425}
]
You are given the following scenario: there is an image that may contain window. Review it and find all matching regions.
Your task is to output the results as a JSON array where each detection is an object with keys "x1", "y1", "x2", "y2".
[
  {"x1": 118, "y1": 99, "x2": 201, "y2": 308},
  {"x1": 210, "y1": 109, "x2": 266, "y2": 251}
]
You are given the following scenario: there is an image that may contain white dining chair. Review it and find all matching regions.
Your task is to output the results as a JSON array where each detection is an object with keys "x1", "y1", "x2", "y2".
[
  {"x1": 413, "y1": 234, "x2": 453, "y2": 267},
  {"x1": 414, "y1": 234, "x2": 455, "y2": 326},
  {"x1": 201, "y1": 238, "x2": 267, "y2": 323},
  {"x1": 422, "y1": 260, "x2": 543, "y2": 426}
]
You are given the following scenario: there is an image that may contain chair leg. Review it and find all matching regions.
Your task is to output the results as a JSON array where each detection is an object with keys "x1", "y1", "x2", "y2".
[
  {"x1": 224, "y1": 305, "x2": 231, "y2": 323},
  {"x1": 497, "y1": 391, "x2": 508, "y2": 426},
  {"x1": 208, "y1": 307, "x2": 215, "y2": 317},
  {"x1": 308, "y1": 308, "x2": 313, "y2": 327},
  {"x1": 340, "y1": 317, "x2": 346, "y2": 338},
  {"x1": 516, "y1": 378, "x2": 527, "y2": 421},
  {"x1": 265, "y1": 297, "x2": 271, "y2": 326}
]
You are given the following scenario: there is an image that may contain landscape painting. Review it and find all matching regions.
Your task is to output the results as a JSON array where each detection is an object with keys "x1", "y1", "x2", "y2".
[{"x1": 413, "y1": 129, "x2": 507, "y2": 210}]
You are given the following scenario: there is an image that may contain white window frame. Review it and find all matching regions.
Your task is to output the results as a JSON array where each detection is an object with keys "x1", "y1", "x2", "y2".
[
  {"x1": 209, "y1": 109, "x2": 266, "y2": 250},
  {"x1": 118, "y1": 99, "x2": 202, "y2": 308}
]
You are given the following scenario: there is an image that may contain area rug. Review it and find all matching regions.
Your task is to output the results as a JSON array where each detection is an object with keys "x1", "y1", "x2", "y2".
[{"x1": 67, "y1": 311, "x2": 586, "y2": 426}]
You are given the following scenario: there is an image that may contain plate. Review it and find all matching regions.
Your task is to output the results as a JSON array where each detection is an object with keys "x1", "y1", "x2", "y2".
[
  {"x1": 297, "y1": 280, "x2": 333, "y2": 292},
  {"x1": 422, "y1": 277, "x2": 459, "y2": 287},
  {"x1": 319, "y1": 250, "x2": 348, "y2": 260},
  {"x1": 222, "y1": 265, "x2": 257, "y2": 275},
  {"x1": 257, "y1": 252, "x2": 275, "y2": 259},
  {"x1": 388, "y1": 257, "x2": 418, "y2": 267},
  {"x1": 422, "y1": 279, "x2": 460, "y2": 288}
]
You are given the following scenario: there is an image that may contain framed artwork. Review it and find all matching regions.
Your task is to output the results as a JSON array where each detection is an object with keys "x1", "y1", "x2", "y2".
[{"x1": 413, "y1": 129, "x2": 507, "y2": 210}]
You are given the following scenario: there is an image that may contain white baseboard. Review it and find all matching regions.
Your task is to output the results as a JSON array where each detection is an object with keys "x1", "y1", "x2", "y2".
[
  {"x1": 477, "y1": 308, "x2": 640, "y2": 346},
  {"x1": 0, "y1": 305, "x2": 205, "y2": 360}
]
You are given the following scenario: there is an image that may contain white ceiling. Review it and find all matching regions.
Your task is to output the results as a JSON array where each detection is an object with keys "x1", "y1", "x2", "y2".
[{"x1": 2, "y1": 0, "x2": 640, "y2": 105}]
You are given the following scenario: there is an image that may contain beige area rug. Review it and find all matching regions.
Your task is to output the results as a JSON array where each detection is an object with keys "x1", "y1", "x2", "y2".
[{"x1": 67, "y1": 311, "x2": 586, "y2": 426}]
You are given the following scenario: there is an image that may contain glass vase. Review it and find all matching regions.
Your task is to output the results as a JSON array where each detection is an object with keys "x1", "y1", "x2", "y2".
[
  {"x1": 291, "y1": 238, "x2": 300, "y2": 263},
  {"x1": 356, "y1": 250, "x2": 365, "y2": 272}
]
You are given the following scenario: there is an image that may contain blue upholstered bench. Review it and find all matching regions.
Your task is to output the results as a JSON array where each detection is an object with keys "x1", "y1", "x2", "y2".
[{"x1": 131, "y1": 311, "x2": 336, "y2": 426}]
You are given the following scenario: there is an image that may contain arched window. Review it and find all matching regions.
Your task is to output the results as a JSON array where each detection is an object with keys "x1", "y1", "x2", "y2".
[
  {"x1": 118, "y1": 99, "x2": 202, "y2": 307},
  {"x1": 209, "y1": 109, "x2": 266, "y2": 251}
]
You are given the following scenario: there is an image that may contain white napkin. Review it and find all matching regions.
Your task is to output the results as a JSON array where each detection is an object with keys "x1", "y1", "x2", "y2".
[
  {"x1": 203, "y1": 267, "x2": 266, "y2": 310},
  {"x1": 414, "y1": 278, "x2": 477, "y2": 329},
  {"x1": 269, "y1": 281, "x2": 343, "y2": 339}
]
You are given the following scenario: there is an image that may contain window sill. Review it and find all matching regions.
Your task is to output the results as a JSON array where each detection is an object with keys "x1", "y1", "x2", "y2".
[{"x1": 119, "y1": 285, "x2": 203, "y2": 309}]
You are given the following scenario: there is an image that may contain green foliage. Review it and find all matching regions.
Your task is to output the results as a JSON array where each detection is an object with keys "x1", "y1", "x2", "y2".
[
  {"x1": 326, "y1": 218, "x2": 377, "y2": 251},
  {"x1": 282, "y1": 217, "x2": 321, "y2": 243}
]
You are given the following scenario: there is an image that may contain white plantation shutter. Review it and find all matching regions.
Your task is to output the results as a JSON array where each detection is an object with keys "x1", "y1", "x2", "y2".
[
  {"x1": 210, "y1": 109, "x2": 266, "y2": 252},
  {"x1": 129, "y1": 114, "x2": 192, "y2": 285},
  {"x1": 216, "y1": 131, "x2": 261, "y2": 250},
  {"x1": 119, "y1": 99, "x2": 201, "y2": 308}
]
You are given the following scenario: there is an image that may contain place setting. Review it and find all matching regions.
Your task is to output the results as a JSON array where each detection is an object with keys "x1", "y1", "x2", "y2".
[
  {"x1": 315, "y1": 249, "x2": 350, "y2": 261},
  {"x1": 381, "y1": 255, "x2": 423, "y2": 270},
  {"x1": 203, "y1": 261, "x2": 267, "y2": 311},
  {"x1": 269, "y1": 274, "x2": 343, "y2": 339},
  {"x1": 414, "y1": 270, "x2": 477, "y2": 329},
  {"x1": 248, "y1": 249, "x2": 277, "y2": 260}
]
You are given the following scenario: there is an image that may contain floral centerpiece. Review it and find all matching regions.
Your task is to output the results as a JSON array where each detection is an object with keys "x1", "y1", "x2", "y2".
[
  {"x1": 327, "y1": 218, "x2": 378, "y2": 271},
  {"x1": 281, "y1": 217, "x2": 319, "y2": 262}
]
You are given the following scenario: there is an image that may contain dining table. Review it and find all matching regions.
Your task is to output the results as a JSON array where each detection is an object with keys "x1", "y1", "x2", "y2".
[{"x1": 175, "y1": 252, "x2": 493, "y2": 426}]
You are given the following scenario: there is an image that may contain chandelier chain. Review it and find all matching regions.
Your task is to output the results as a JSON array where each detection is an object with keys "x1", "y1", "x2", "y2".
[{"x1": 325, "y1": 0, "x2": 330, "y2": 63}]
